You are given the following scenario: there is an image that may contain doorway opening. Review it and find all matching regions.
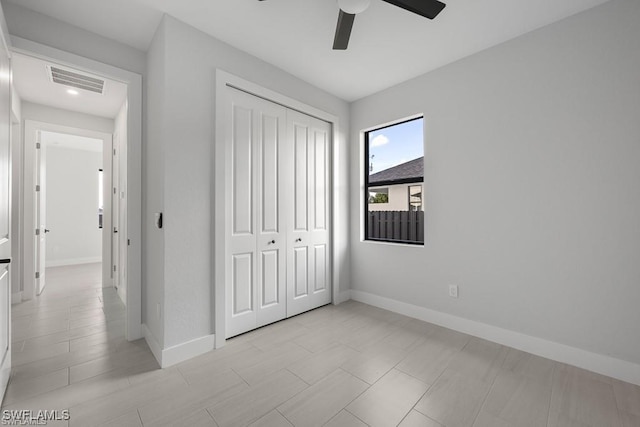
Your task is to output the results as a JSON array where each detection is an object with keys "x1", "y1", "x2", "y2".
[
  {"x1": 39, "y1": 131, "x2": 106, "y2": 292},
  {"x1": 9, "y1": 41, "x2": 142, "y2": 341}
]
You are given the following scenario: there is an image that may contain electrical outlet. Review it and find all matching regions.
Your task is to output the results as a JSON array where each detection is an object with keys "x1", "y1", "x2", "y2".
[{"x1": 449, "y1": 285, "x2": 459, "y2": 298}]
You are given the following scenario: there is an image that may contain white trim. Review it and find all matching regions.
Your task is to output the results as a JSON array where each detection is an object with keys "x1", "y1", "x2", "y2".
[
  {"x1": 11, "y1": 292, "x2": 22, "y2": 305},
  {"x1": 23, "y1": 121, "x2": 112, "y2": 296},
  {"x1": 0, "y1": 1, "x2": 11, "y2": 58},
  {"x1": 143, "y1": 324, "x2": 163, "y2": 367},
  {"x1": 143, "y1": 324, "x2": 215, "y2": 369},
  {"x1": 45, "y1": 257, "x2": 102, "y2": 268},
  {"x1": 161, "y1": 334, "x2": 216, "y2": 368},
  {"x1": 11, "y1": 36, "x2": 143, "y2": 341},
  {"x1": 350, "y1": 290, "x2": 640, "y2": 386},
  {"x1": 335, "y1": 290, "x2": 352, "y2": 305},
  {"x1": 213, "y1": 70, "x2": 342, "y2": 348}
]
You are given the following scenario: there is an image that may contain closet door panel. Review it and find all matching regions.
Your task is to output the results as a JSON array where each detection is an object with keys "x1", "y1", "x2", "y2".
[
  {"x1": 308, "y1": 119, "x2": 332, "y2": 308},
  {"x1": 260, "y1": 250, "x2": 279, "y2": 307},
  {"x1": 313, "y1": 244, "x2": 327, "y2": 293},
  {"x1": 232, "y1": 105, "x2": 253, "y2": 236},
  {"x1": 232, "y1": 253, "x2": 253, "y2": 315},
  {"x1": 286, "y1": 111, "x2": 331, "y2": 317},
  {"x1": 226, "y1": 88, "x2": 287, "y2": 336},
  {"x1": 256, "y1": 101, "x2": 288, "y2": 328},
  {"x1": 260, "y1": 113, "x2": 279, "y2": 234},
  {"x1": 314, "y1": 129, "x2": 327, "y2": 231},
  {"x1": 293, "y1": 124, "x2": 309, "y2": 232},
  {"x1": 293, "y1": 247, "x2": 309, "y2": 298}
]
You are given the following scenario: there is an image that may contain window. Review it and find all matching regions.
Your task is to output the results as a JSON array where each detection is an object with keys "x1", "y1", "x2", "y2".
[
  {"x1": 368, "y1": 187, "x2": 389, "y2": 204},
  {"x1": 408, "y1": 185, "x2": 422, "y2": 211},
  {"x1": 364, "y1": 117, "x2": 424, "y2": 244}
]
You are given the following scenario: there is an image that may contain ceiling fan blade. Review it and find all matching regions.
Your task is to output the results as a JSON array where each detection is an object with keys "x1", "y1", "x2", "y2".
[
  {"x1": 381, "y1": 0, "x2": 446, "y2": 19},
  {"x1": 333, "y1": 10, "x2": 356, "y2": 50}
]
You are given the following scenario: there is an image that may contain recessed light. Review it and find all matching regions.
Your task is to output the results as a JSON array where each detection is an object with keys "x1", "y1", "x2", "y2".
[{"x1": 67, "y1": 89, "x2": 79, "y2": 95}]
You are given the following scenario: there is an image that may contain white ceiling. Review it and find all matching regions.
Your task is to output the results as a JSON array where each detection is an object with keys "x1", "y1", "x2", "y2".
[
  {"x1": 41, "y1": 131, "x2": 103, "y2": 153},
  {"x1": 12, "y1": 53, "x2": 128, "y2": 118},
  {"x1": 6, "y1": 0, "x2": 610, "y2": 102}
]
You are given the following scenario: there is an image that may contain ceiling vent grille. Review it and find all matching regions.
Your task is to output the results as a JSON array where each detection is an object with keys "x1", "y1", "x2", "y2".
[{"x1": 47, "y1": 66, "x2": 105, "y2": 94}]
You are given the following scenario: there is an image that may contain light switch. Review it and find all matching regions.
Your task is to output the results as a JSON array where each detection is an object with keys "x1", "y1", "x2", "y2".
[{"x1": 154, "y1": 212, "x2": 163, "y2": 229}]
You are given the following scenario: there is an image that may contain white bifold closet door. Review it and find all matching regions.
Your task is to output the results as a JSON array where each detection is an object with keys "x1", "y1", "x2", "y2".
[
  {"x1": 224, "y1": 87, "x2": 331, "y2": 338},
  {"x1": 285, "y1": 110, "x2": 331, "y2": 317}
]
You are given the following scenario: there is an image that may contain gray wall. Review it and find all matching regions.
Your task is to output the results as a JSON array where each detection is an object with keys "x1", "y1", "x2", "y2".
[
  {"x1": 21, "y1": 102, "x2": 114, "y2": 134},
  {"x1": 349, "y1": 0, "x2": 640, "y2": 365},
  {"x1": 2, "y1": 1, "x2": 145, "y2": 75},
  {"x1": 143, "y1": 21, "x2": 166, "y2": 346},
  {"x1": 146, "y1": 16, "x2": 351, "y2": 348}
]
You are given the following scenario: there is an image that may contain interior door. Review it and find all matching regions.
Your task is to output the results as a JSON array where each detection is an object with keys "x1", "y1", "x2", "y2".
[
  {"x1": 34, "y1": 131, "x2": 47, "y2": 295},
  {"x1": 117, "y1": 127, "x2": 128, "y2": 304},
  {"x1": 112, "y1": 132, "x2": 120, "y2": 290},
  {"x1": 0, "y1": 36, "x2": 13, "y2": 404},
  {"x1": 286, "y1": 110, "x2": 332, "y2": 317},
  {"x1": 225, "y1": 87, "x2": 287, "y2": 338}
]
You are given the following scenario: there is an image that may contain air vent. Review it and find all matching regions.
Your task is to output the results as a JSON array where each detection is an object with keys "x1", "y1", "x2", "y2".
[{"x1": 47, "y1": 65, "x2": 105, "y2": 95}]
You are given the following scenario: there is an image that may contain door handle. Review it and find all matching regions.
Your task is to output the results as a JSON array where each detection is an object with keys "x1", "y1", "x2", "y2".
[
  {"x1": 0, "y1": 258, "x2": 10, "y2": 264},
  {"x1": 44, "y1": 229, "x2": 51, "y2": 233},
  {"x1": 267, "y1": 240, "x2": 275, "y2": 244},
  {"x1": 295, "y1": 238, "x2": 302, "y2": 242}
]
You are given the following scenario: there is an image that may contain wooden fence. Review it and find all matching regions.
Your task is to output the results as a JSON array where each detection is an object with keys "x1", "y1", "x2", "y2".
[{"x1": 367, "y1": 210, "x2": 424, "y2": 243}]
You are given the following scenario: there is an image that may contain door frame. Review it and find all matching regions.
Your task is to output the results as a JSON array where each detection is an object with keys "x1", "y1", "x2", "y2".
[
  {"x1": 11, "y1": 37, "x2": 143, "y2": 341},
  {"x1": 0, "y1": 4, "x2": 12, "y2": 403},
  {"x1": 213, "y1": 70, "x2": 342, "y2": 347},
  {"x1": 22, "y1": 122, "x2": 113, "y2": 297}
]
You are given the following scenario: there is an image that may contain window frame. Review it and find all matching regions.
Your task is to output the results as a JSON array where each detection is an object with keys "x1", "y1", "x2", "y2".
[
  {"x1": 408, "y1": 184, "x2": 422, "y2": 212},
  {"x1": 364, "y1": 115, "x2": 424, "y2": 246}
]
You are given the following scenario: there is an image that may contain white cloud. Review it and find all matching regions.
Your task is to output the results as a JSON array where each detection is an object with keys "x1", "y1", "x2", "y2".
[{"x1": 371, "y1": 134, "x2": 389, "y2": 147}]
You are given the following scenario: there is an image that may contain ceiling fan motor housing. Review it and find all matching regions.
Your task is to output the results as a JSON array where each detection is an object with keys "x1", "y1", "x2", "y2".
[{"x1": 337, "y1": 0, "x2": 371, "y2": 14}]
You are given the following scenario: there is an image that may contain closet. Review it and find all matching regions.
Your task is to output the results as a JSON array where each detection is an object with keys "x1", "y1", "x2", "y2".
[{"x1": 223, "y1": 86, "x2": 332, "y2": 338}]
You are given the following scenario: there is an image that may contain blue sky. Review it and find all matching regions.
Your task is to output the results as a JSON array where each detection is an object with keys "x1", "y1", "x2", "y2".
[{"x1": 368, "y1": 117, "x2": 424, "y2": 175}]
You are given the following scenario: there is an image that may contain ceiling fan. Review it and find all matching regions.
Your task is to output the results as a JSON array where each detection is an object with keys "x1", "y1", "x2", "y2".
[
  {"x1": 258, "y1": 0, "x2": 446, "y2": 50},
  {"x1": 334, "y1": 0, "x2": 446, "y2": 50}
]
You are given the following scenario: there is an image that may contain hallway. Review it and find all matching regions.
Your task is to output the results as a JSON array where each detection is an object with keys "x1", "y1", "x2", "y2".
[{"x1": 3, "y1": 263, "x2": 157, "y2": 417}]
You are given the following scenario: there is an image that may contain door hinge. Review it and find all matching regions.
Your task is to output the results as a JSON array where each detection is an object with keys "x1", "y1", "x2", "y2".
[
  {"x1": 113, "y1": 148, "x2": 116, "y2": 156},
  {"x1": 127, "y1": 239, "x2": 131, "y2": 246},
  {"x1": 113, "y1": 265, "x2": 117, "y2": 272},
  {"x1": 35, "y1": 272, "x2": 40, "y2": 279},
  {"x1": 36, "y1": 142, "x2": 41, "y2": 149},
  {"x1": 114, "y1": 188, "x2": 117, "y2": 194},
  {"x1": 35, "y1": 228, "x2": 40, "y2": 236},
  {"x1": 35, "y1": 185, "x2": 40, "y2": 192}
]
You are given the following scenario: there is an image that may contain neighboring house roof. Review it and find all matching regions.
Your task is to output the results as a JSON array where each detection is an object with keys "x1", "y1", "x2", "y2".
[{"x1": 369, "y1": 157, "x2": 424, "y2": 185}]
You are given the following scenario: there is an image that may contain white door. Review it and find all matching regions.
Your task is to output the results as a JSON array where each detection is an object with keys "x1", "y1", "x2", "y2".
[
  {"x1": 286, "y1": 110, "x2": 332, "y2": 317},
  {"x1": 34, "y1": 132, "x2": 47, "y2": 295},
  {"x1": 112, "y1": 133, "x2": 120, "y2": 290},
  {"x1": 0, "y1": 37, "x2": 12, "y2": 403},
  {"x1": 117, "y1": 130, "x2": 128, "y2": 304},
  {"x1": 225, "y1": 87, "x2": 288, "y2": 337}
]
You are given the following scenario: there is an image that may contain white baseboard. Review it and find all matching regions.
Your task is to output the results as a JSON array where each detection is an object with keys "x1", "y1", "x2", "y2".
[
  {"x1": 350, "y1": 290, "x2": 640, "y2": 386},
  {"x1": 11, "y1": 292, "x2": 22, "y2": 305},
  {"x1": 46, "y1": 257, "x2": 102, "y2": 268},
  {"x1": 117, "y1": 286, "x2": 126, "y2": 306},
  {"x1": 143, "y1": 324, "x2": 215, "y2": 368},
  {"x1": 335, "y1": 290, "x2": 351, "y2": 304},
  {"x1": 162, "y1": 334, "x2": 216, "y2": 368},
  {"x1": 143, "y1": 324, "x2": 163, "y2": 367}
]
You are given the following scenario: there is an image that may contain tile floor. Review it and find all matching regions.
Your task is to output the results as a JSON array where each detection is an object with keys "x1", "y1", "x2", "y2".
[{"x1": 3, "y1": 263, "x2": 640, "y2": 426}]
